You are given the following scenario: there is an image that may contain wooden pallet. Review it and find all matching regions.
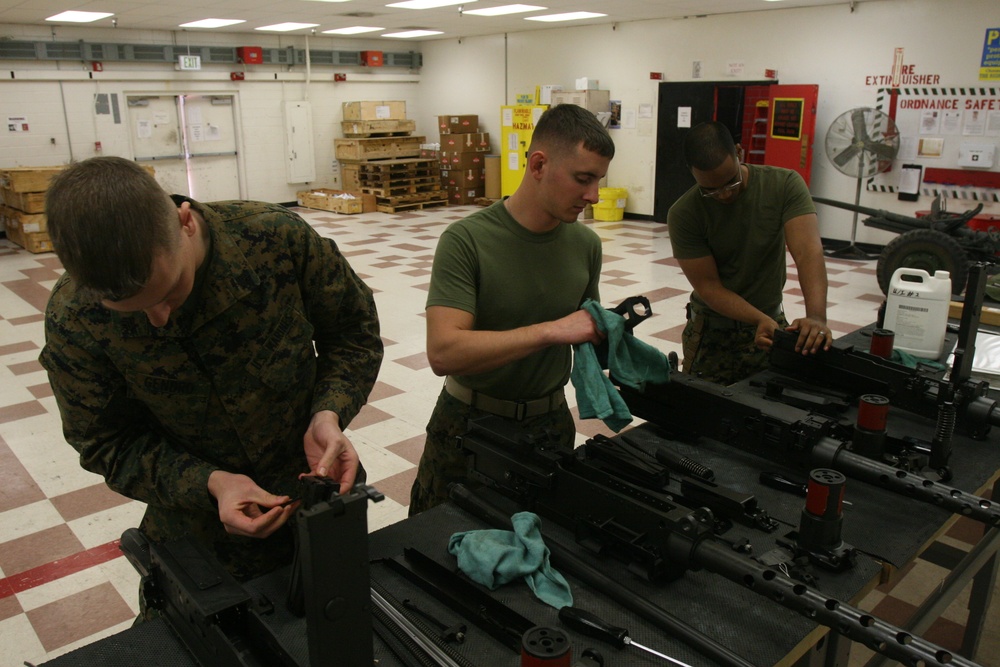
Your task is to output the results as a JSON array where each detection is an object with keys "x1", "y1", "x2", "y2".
[
  {"x1": 362, "y1": 177, "x2": 443, "y2": 197},
  {"x1": 341, "y1": 119, "x2": 417, "y2": 137},
  {"x1": 376, "y1": 198, "x2": 448, "y2": 213},
  {"x1": 356, "y1": 158, "x2": 439, "y2": 176}
]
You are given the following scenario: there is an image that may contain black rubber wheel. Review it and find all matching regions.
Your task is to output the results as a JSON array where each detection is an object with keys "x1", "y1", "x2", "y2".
[{"x1": 876, "y1": 228, "x2": 968, "y2": 296}]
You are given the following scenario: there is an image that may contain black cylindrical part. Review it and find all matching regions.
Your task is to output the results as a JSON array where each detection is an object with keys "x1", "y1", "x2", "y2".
[{"x1": 798, "y1": 469, "x2": 846, "y2": 551}]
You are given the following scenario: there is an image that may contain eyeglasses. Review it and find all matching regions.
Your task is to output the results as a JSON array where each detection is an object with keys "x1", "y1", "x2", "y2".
[{"x1": 699, "y1": 162, "x2": 743, "y2": 198}]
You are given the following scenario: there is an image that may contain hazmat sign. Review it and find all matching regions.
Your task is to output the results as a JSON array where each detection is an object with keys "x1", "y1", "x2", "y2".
[{"x1": 982, "y1": 28, "x2": 1000, "y2": 80}]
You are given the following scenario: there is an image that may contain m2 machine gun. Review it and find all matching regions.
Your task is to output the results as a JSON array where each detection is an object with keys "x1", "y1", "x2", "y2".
[
  {"x1": 458, "y1": 416, "x2": 981, "y2": 667},
  {"x1": 813, "y1": 194, "x2": 997, "y2": 295}
]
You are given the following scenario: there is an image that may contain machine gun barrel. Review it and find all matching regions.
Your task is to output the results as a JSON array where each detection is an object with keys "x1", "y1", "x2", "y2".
[
  {"x1": 616, "y1": 374, "x2": 1000, "y2": 528},
  {"x1": 460, "y1": 416, "x2": 980, "y2": 667},
  {"x1": 813, "y1": 196, "x2": 929, "y2": 227}
]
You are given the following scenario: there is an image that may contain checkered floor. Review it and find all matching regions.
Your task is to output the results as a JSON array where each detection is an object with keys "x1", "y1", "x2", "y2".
[{"x1": 0, "y1": 204, "x2": 996, "y2": 666}]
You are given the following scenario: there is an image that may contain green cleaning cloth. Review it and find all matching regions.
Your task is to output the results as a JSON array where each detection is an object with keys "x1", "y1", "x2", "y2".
[
  {"x1": 891, "y1": 348, "x2": 948, "y2": 371},
  {"x1": 447, "y1": 511, "x2": 573, "y2": 609},
  {"x1": 570, "y1": 298, "x2": 672, "y2": 432}
]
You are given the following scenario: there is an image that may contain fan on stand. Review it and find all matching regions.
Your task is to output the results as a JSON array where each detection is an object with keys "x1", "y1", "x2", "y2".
[{"x1": 823, "y1": 107, "x2": 900, "y2": 260}]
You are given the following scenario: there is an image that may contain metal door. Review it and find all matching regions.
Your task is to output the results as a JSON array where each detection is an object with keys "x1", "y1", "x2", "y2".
[
  {"x1": 181, "y1": 94, "x2": 240, "y2": 201},
  {"x1": 127, "y1": 94, "x2": 241, "y2": 201},
  {"x1": 127, "y1": 95, "x2": 189, "y2": 196},
  {"x1": 763, "y1": 84, "x2": 820, "y2": 186}
]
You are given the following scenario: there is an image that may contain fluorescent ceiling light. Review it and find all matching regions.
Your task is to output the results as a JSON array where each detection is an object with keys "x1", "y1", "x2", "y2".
[
  {"x1": 180, "y1": 18, "x2": 246, "y2": 29},
  {"x1": 301, "y1": 0, "x2": 354, "y2": 2},
  {"x1": 463, "y1": 4, "x2": 545, "y2": 16},
  {"x1": 255, "y1": 22, "x2": 320, "y2": 31},
  {"x1": 387, "y1": 0, "x2": 469, "y2": 9},
  {"x1": 322, "y1": 26, "x2": 384, "y2": 34},
  {"x1": 525, "y1": 11, "x2": 605, "y2": 22},
  {"x1": 46, "y1": 11, "x2": 113, "y2": 23},
  {"x1": 382, "y1": 29, "x2": 444, "y2": 38}
]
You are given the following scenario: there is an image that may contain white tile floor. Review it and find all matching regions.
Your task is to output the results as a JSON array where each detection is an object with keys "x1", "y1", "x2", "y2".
[{"x1": 0, "y1": 203, "x2": 995, "y2": 666}]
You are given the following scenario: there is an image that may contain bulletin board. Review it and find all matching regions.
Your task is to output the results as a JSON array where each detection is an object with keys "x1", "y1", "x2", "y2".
[{"x1": 870, "y1": 86, "x2": 1000, "y2": 203}]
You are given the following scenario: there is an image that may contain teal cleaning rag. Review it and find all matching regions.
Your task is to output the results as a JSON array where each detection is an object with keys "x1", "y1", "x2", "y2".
[
  {"x1": 448, "y1": 511, "x2": 573, "y2": 609},
  {"x1": 570, "y1": 298, "x2": 672, "y2": 432}
]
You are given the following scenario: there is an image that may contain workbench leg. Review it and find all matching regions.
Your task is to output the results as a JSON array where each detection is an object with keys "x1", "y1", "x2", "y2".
[
  {"x1": 962, "y1": 478, "x2": 1000, "y2": 660},
  {"x1": 792, "y1": 631, "x2": 850, "y2": 667}
]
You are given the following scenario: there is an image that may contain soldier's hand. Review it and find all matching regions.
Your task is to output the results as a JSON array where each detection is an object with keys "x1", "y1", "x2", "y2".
[
  {"x1": 786, "y1": 317, "x2": 832, "y2": 355},
  {"x1": 547, "y1": 309, "x2": 605, "y2": 347},
  {"x1": 207, "y1": 470, "x2": 296, "y2": 538},
  {"x1": 303, "y1": 410, "x2": 360, "y2": 495},
  {"x1": 754, "y1": 318, "x2": 780, "y2": 349}
]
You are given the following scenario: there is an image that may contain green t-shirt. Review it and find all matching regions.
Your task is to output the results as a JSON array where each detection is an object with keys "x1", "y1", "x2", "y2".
[
  {"x1": 667, "y1": 164, "x2": 815, "y2": 314},
  {"x1": 427, "y1": 200, "x2": 602, "y2": 400}
]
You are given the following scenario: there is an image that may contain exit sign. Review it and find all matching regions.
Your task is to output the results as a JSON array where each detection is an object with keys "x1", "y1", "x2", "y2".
[{"x1": 178, "y1": 54, "x2": 201, "y2": 70}]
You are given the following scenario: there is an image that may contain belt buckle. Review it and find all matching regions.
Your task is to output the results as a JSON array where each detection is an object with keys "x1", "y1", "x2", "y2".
[{"x1": 514, "y1": 401, "x2": 528, "y2": 421}]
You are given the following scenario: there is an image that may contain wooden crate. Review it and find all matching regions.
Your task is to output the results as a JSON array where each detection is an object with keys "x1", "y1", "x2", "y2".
[
  {"x1": 0, "y1": 166, "x2": 65, "y2": 193},
  {"x1": 296, "y1": 189, "x2": 375, "y2": 215},
  {"x1": 3, "y1": 213, "x2": 53, "y2": 253},
  {"x1": 342, "y1": 101, "x2": 406, "y2": 122},
  {"x1": 0, "y1": 205, "x2": 46, "y2": 234},
  {"x1": 334, "y1": 136, "x2": 424, "y2": 161},
  {"x1": 341, "y1": 119, "x2": 416, "y2": 137},
  {"x1": 0, "y1": 188, "x2": 46, "y2": 213},
  {"x1": 340, "y1": 163, "x2": 362, "y2": 192}
]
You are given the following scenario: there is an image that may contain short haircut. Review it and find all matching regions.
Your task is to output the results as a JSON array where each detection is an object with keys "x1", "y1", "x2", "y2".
[
  {"x1": 683, "y1": 121, "x2": 737, "y2": 171},
  {"x1": 45, "y1": 157, "x2": 179, "y2": 301},
  {"x1": 528, "y1": 103, "x2": 615, "y2": 160}
]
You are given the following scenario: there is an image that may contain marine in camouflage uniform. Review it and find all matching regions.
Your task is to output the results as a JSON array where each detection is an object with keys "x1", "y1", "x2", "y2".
[{"x1": 40, "y1": 197, "x2": 383, "y2": 586}]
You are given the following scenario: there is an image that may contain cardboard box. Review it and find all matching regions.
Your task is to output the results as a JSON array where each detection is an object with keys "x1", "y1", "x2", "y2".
[
  {"x1": 484, "y1": 155, "x2": 501, "y2": 200},
  {"x1": 551, "y1": 89, "x2": 611, "y2": 114},
  {"x1": 446, "y1": 186, "x2": 485, "y2": 205},
  {"x1": 438, "y1": 115, "x2": 479, "y2": 134},
  {"x1": 335, "y1": 136, "x2": 424, "y2": 161},
  {"x1": 537, "y1": 84, "x2": 563, "y2": 105},
  {"x1": 440, "y1": 132, "x2": 490, "y2": 153},
  {"x1": 441, "y1": 168, "x2": 485, "y2": 188},
  {"x1": 439, "y1": 151, "x2": 487, "y2": 170},
  {"x1": 297, "y1": 189, "x2": 376, "y2": 214},
  {"x1": 343, "y1": 101, "x2": 406, "y2": 121}
]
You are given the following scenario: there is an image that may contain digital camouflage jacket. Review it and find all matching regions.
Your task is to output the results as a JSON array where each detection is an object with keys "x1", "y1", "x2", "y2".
[{"x1": 40, "y1": 200, "x2": 383, "y2": 579}]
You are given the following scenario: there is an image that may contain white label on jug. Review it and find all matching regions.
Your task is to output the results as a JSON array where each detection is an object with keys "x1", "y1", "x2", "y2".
[{"x1": 893, "y1": 304, "x2": 930, "y2": 339}]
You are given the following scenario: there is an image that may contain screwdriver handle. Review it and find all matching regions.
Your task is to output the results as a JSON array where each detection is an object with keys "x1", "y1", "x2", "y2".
[
  {"x1": 558, "y1": 606, "x2": 628, "y2": 648},
  {"x1": 759, "y1": 471, "x2": 807, "y2": 496}
]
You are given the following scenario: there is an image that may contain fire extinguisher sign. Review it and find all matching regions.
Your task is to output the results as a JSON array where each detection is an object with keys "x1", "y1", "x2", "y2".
[{"x1": 981, "y1": 28, "x2": 1000, "y2": 81}]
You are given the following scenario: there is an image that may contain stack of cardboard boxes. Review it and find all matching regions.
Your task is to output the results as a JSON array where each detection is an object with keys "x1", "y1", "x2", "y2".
[
  {"x1": 333, "y1": 101, "x2": 447, "y2": 213},
  {"x1": 437, "y1": 115, "x2": 490, "y2": 205},
  {"x1": 0, "y1": 166, "x2": 63, "y2": 253}
]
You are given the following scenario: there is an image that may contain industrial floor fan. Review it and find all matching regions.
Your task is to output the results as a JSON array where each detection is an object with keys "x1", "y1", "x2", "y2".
[{"x1": 823, "y1": 107, "x2": 900, "y2": 260}]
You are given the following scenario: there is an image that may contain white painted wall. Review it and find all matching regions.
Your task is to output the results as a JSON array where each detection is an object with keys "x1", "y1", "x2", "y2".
[{"x1": 1, "y1": 0, "x2": 997, "y2": 246}]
